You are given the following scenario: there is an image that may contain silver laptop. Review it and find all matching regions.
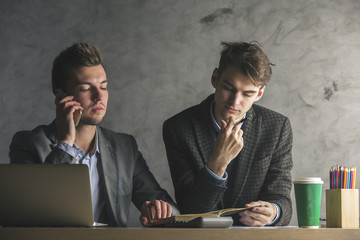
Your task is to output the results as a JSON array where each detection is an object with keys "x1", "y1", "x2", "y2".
[{"x1": 0, "y1": 164, "x2": 94, "y2": 227}]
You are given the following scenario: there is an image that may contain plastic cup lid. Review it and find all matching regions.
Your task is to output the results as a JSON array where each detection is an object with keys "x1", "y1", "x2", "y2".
[{"x1": 293, "y1": 177, "x2": 323, "y2": 184}]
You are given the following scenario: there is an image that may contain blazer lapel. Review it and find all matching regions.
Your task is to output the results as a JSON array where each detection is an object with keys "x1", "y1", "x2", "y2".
[
  {"x1": 42, "y1": 120, "x2": 56, "y2": 145},
  {"x1": 97, "y1": 127, "x2": 118, "y2": 225},
  {"x1": 228, "y1": 107, "x2": 261, "y2": 207},
  {"x1": 42, "y1": 120, "x2": 58, "y2": 158},
  {"x1": 194, "y1": 95, "x2": 218, "y2": 165}
]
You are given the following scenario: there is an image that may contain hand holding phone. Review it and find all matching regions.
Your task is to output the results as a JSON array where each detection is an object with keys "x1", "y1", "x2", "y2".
[{"x1": 55, "y1": 89, "x2": 82, "y2": 126}]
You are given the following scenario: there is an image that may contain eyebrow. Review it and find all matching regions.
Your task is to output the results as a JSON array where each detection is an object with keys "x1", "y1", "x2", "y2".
[
  {"x1": 77, "y1": 80, "x2": 108, "y2": 85},
  {"x1": 223, "y1": 80, "x2": 258, "y2": 93}
]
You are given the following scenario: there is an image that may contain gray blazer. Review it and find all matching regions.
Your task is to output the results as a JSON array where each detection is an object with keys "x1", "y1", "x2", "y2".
[
  {"x1": 163, "y1": 94, "x2": 293, "y2": 225},
  {"x1": 9, "y1": 121, "x2": 178, "y2": 226}
]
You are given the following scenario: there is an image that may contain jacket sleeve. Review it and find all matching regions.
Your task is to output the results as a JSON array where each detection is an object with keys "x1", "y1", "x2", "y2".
[
  {"x1": 258, "y1": 117, "x2": 293, "y2": 226},
  {"x1": 129, "y1": 135, "x2": 179, "y2": 215},
  {"x1": 9, "y1": 130, "x2": 76, "y2": 164},
  {"x1": 163, "y1": 120, "x2": 227, "y2": 214}
]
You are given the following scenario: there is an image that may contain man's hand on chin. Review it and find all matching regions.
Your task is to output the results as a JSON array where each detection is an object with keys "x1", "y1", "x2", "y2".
[{"x1": 238, "y1": 201, "x2": 277, "y2": 227}]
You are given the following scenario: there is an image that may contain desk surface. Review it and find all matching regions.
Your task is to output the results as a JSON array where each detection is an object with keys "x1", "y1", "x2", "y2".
[{"x1": 1, "y1": 227, "x2": 360, "y2": 240}]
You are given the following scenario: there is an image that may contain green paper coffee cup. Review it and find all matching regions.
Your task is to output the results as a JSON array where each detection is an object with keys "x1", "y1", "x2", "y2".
[{"x1": 293, "y1": 177, "x2": 323, "y2": 228}]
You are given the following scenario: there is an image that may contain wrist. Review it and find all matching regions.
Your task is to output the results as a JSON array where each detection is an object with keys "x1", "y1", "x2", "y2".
[
  {"x1": 206, "y1": 160, "x2": 227, "y2": 177},
  {"x1": 271, "y1": 203, "x2": 277, "y2": 221},
  {"x1": 60, "y1": 138, "x2": 74, "y2": 147}
]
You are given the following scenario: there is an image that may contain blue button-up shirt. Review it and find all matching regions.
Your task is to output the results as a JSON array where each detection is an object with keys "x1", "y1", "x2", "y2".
[{"x1": 56, "y1": 132, "x2": 105, "y2": 223}]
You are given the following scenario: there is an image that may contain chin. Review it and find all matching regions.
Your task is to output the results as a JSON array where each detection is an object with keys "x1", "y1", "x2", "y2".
[
  {"x1": 80, "y1": 117, "x2": 104, "y2": 126},
  {"x1": 224, "y1": 112, "x2": 240, "y2": 119}
]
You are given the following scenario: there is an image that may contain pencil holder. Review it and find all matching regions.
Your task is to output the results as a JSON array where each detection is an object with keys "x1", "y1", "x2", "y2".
[{"x1": 326, "y1": 189, "x2": 359, "y2": 228}]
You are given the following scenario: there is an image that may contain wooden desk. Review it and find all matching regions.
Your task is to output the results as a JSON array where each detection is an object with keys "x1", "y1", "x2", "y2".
[{"x1": 1, "y1": 227, "x2": 360, "y2": 240}]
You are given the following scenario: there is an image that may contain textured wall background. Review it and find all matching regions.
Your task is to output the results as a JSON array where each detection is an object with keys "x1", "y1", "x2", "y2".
[{"x1": 1, "y1": 0, "x2": 360, "y2": 226}]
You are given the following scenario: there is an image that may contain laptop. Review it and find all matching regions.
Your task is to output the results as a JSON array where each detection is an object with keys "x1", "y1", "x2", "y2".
[{"x1": 0, "y1": 164, "x2": 94, "y2": 227}]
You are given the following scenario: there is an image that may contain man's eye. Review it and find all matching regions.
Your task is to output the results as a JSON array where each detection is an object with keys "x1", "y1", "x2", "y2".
[
  {"x1": 224, "y1": 86, "x2": 232, "y2": 91},
  {"x1": 80, "y1": 89, "x2": 90, "y2": 92}
]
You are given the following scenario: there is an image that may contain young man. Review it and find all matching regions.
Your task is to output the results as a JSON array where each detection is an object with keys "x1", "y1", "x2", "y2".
[
  {"x1": 9, "y1": 42, "x2": 178, "y2": 227},
  {"x1": 163, "y1": 42, "x2": 293, "y2": 226}
]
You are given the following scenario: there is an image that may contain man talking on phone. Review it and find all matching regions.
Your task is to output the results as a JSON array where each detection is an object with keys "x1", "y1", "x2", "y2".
[
  {"x1": 9, "y1": 42, "x2": 178, "y2": 226},
  {"x1": 163, "y1": 42, "x2": 293, "y2": 226}
]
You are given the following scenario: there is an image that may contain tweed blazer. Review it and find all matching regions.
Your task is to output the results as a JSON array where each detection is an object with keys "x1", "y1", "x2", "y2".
[
  {"x1": 163, "y1": 94, "x2": 293, "y2": 225},
  {"x1": 9, "y1": 121, "x2": 178, "y2": 227}
]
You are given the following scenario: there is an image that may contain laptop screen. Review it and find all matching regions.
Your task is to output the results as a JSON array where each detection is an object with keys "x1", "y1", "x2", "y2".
[{"x1": 0, "y1": 164, "x2": 94, "y2": 227}]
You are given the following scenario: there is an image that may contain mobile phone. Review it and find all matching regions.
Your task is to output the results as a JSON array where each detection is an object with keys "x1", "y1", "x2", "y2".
[{"x1": 55, "y1": 89, "x2": 82, "y2": 126}]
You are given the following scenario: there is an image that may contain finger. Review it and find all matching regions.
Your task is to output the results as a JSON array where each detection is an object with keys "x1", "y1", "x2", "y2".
[
  {"x1": 239, "y1": 212, "x2": 255, "y2": 226},
  {"x1": 238, "y1": 129, "x2": 243, "y2": 138},
  {"x1": 240, "y1": 215, "x2": 265, "y2": 227},
  {"x1": 245, "y1": 201, "x2": 263, "y2": 208},
  {"x1": 251, "y1": 201, "x2": 272, "y2": 212},
  {"x1": 225, "y1": 117, "x2": 235, "y2": 131},
  {"x1": 251, "y1": 205, "x2": 271, "y2": 215},
  {"x1": 57, "y1": 102, "x2": 82, "y2": 117},
  {"x1": 154, "y1": 200, "x2": 162, "y2": 219},
  {"x1": 233, "y1": 122, "x2": 242, "y2": 136},
  {"x1": 161, "y1": 201, "x2": 167, "y2": 219},
  {"x1": 57, "y1": 98, "x2": 80, "y2": 109},
  {"x1": 63, "y1": 101, "x2": 82, "y2": 110},
  {"x1": 68, "y1": 105, "x2": 84, "y2": 115},
  {"x1": 239, "y1": 210, "x2": 267, "y2": 226},
  {"x1": 140, "y1": 216, "x2": 148, "y2": 226},
  {"x1": 166, "y1": 203, "x2": 172, "y2": 218},
  {"x1": 145, "y1": 204, "x2": 153, "y2": 223},
  {"x1": 140, "y1": 201, "x2": 150, "y2": 224},
  {"x1": 57, "y1": 95, "x2": 74, "y2": 104},
  {"x1": 243, "y1": 209, "x2": 269, "y2": 223},
  {"x1": 151, "y1": 202, "x2": 157, "y2": 220},
  {"x1": 64, "y1": 106, "x2": 84, "y2": 123},
  {"x1": 252, "y1": 203, "x2": 277, "y2": 221},
  {"x1": 220, "y1": 120, "x2": 227, "y2": 130},
  {"x1": 239, "y1": 210, "x2": 247, "y2": 218}
]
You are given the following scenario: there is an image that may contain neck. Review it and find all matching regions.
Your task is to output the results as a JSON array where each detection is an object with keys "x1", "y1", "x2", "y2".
[{"x1": 74, "y1": 124, "x2": 97, "y2": 154}]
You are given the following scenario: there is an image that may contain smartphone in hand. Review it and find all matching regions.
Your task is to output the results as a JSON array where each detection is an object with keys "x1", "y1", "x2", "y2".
[{"x1": 55, "y1": 89, "x2": 82, "y2": 126}]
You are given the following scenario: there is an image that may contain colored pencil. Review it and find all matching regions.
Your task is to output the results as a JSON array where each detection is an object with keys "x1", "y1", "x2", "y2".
[{"x1": 344, "y1": 168, "x2": 347, "y2": 189}]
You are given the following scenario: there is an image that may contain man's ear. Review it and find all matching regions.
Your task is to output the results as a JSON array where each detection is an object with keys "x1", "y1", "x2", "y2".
[
  {"x1": 211, "y1": 68, "x2": 219, "y2": 88},
  {"x1": 254, "y1": 86, "x2": 266, "y2": 101}
]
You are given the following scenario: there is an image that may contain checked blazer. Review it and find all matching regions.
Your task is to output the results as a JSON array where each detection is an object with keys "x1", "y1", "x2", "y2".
[{"x1": 163, "y1": 94, "x2": 293, "y2": 225}]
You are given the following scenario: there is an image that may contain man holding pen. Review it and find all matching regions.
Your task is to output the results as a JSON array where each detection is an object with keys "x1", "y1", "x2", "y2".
[{"x1": 163, "y1": 41, "x2": 293, "y2": 226}]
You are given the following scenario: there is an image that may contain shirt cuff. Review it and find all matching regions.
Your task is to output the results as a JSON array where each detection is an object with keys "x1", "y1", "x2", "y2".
[
  {"x1": 170, "y1": 204, "x2": 180, "y2": 216},
  {"x1": 202, "y1": 165, "x2": 228, "y2": 185},
  {"x1": 266, "y1": 203, "x2": 281, "y2": 226},
  {"x1": 56, "y1": 141, "x2": 80, "y2": 160}
]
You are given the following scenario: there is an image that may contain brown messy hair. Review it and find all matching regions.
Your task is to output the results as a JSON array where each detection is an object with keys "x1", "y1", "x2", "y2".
[
  {"x1": 51, "y1": 42, "x2": 103, "y2": 94},
  {"x1": 218, "y1": 41, "x2": 274, "y2": 88}
]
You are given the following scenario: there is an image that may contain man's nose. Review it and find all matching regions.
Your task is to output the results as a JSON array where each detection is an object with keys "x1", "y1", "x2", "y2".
[
  {"x1": 92, "y1": 88, "x2": 104, "y2": 101},
  {"x1": 231, "y1": 92, "x2": 242, "y2": 106}
]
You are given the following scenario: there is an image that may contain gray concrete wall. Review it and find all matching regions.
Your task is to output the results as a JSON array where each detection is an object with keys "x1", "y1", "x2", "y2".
[{"x1": 1, "y1": 0, "x2": 360, "y2": 226}]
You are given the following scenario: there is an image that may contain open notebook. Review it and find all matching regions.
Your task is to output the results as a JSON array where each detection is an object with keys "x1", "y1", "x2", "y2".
[
  {"x1": 149, "y1": 206, "x2": 260, "y2": 228},
  {"x1": 0, "y1": 164, "x2": 95, "y2": 227}
]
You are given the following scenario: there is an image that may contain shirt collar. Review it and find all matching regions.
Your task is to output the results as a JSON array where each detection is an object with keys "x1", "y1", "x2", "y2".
[
  {"x1": 210, "y1": 100, "x2": 246, "y2": 133},
  {"x1": 73, "y1": 130, "x2": 100, "y2": 157}
]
